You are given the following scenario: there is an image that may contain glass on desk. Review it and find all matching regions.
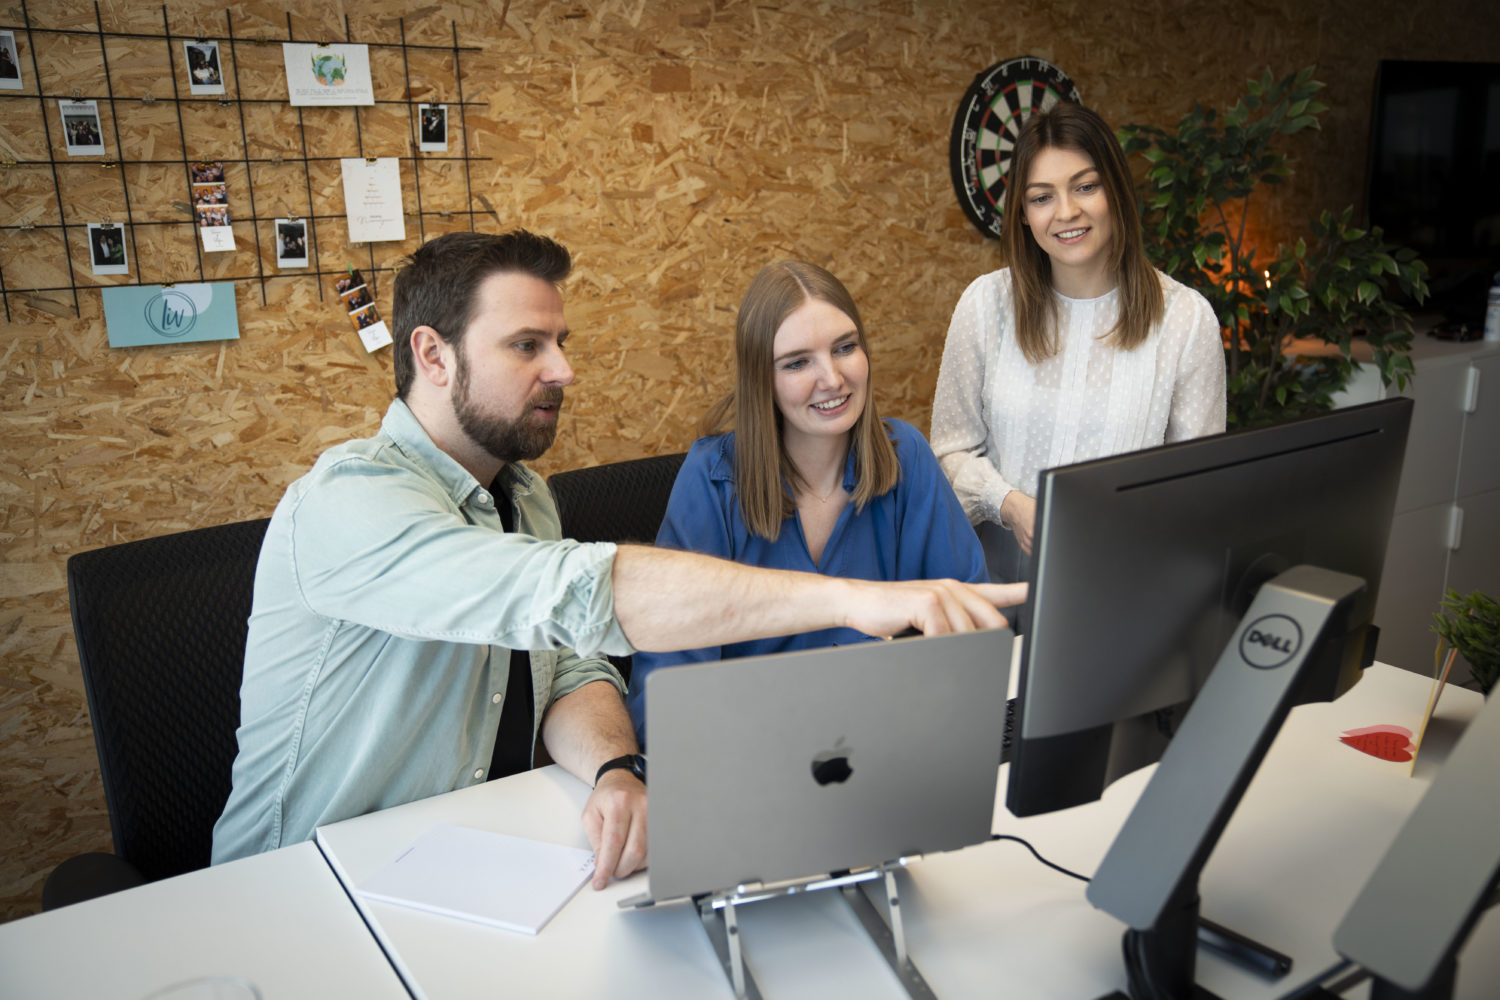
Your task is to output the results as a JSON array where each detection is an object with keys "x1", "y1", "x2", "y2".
[{"x1": 140, "y1": 976, "x2": 261, "y2": 1000}]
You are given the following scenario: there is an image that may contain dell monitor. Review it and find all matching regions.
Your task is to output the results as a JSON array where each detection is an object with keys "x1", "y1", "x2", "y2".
[{"x1": 1007, "y1": 397, "x2": 1413, "y2": 998}]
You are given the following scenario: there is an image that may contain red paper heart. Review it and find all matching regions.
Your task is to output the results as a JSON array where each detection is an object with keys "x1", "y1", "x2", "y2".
[{"x1": 1339, "y1": 725, "x2": 1415, "y2": 762}]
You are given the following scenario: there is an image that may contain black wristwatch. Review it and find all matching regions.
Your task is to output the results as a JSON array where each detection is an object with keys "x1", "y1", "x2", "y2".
[{"x1": 594, "y1": 753, "x2": 647, "y2": 787}]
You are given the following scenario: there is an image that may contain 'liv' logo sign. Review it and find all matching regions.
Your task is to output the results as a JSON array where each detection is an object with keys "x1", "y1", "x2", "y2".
[{"x1": 143, "y1": 288, "x2": 198, "y2": 338}]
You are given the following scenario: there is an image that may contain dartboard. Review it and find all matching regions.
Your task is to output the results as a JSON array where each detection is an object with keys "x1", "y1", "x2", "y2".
[{"x1": 950, "y1": 57, "x2": 1082, "y2": 240}]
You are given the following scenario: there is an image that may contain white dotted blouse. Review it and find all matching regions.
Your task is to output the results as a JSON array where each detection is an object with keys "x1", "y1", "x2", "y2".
[{"x1": 930, "y1": 267, "x2": 1227, "y2": 528}]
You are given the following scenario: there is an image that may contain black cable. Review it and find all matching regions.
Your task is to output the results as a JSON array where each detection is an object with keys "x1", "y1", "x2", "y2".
[
  {"x1": 989, "y1": 833, "x2": 1091, "y2": 883},
  {"x1": 992, "y1": 834, "x2": 1172, "y2": 998},
  {"x1": 996, "y1": 831, "x2": 1301, "y2": 997}
]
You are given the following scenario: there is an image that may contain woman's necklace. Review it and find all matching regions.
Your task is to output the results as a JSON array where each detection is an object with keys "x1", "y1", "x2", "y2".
[
  {"x1": 810, "y1": 478, "x2": 844, "y2": 503},
  {"x1": 791, "y1": 442, "x2": 849, "y2": 504}
]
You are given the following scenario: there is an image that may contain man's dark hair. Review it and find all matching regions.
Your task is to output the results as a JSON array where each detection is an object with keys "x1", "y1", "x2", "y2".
[{"x1": 391, "y1": 229, "x2": 572, "y2": 399}]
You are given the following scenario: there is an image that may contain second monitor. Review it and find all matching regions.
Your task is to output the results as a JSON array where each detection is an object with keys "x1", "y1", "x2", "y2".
[
  {"x1": 1007, "y1": 397, "x2": 1413, "y2": 999},
  {"x1": 1009, "y1": 397, "x2": 1412, "y2": 817}
]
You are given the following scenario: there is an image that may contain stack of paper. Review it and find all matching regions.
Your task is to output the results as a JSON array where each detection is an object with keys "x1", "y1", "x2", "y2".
[{"x1": 355, "y1": 823, "x2": 595, "y2": 935}]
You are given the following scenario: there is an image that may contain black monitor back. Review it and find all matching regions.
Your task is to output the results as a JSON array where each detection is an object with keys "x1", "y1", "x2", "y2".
[{"x1": 1007, "y1": 398, "x2": 1412, "y2": 817}]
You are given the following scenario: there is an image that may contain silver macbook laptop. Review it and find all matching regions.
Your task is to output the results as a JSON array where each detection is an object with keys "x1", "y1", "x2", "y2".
[{"x1": 621, "y1": 627, "x2": 1013, "y2": 907}]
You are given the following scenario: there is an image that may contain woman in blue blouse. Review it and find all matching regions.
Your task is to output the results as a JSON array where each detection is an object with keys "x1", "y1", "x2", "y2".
[{"x1": 627, "y1": 261, "x2": 995, "y2": 746}]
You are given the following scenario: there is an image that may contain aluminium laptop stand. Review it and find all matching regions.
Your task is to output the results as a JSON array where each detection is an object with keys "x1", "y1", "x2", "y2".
[
  {"x1": 625, "y1": 628, "x2": 1011, "y2": 998},
  {"x1": 689, "y1": 855, "x2": 936, "y2": 1000}
]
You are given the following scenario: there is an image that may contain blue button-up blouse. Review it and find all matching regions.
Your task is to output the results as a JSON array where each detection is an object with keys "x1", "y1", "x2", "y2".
[{"x1": 627, "y1": 418, "x2": 986, "y2": 746}]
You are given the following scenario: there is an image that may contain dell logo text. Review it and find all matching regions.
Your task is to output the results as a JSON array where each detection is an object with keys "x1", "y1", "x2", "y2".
[
  {"x1": 1246, "y1": 629, "x2": 1294, "y2": 654},
  {"x1": 1238, "y1": 614, "x2": 1303, "y2": 669}
]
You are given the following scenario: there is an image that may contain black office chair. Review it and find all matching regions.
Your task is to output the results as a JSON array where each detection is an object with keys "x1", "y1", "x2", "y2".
[
  {"x1": 548, "y1": 452, "x2": 687, "y2": 546},
  {"x1": 41, "y1": 518, "x2": 270, "y2": 909},
  {"x1": 548, "y1": 452, "x2": 687, "y2": 685}
]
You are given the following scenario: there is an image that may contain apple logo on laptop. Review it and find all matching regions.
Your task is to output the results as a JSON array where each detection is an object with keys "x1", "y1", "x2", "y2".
[{"x1": 811, "y1": 737, "x2": 854, "y2": 785}]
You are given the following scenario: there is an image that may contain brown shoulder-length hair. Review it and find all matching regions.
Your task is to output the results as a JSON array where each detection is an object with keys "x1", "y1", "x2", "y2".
[
  {"x1": 1002, "y1": 102, "x2": 1163, "y2": 363},
  {"x1": 701, "y1": 261, "x2": 899, "y2": 541}
]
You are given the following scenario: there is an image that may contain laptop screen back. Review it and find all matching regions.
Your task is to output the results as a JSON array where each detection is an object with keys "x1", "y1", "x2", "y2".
[{"x1": 643, "y1": 628, "x2": 1012, "y2": 902}]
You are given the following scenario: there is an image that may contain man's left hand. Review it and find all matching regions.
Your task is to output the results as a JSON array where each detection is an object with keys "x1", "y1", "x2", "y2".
[{"x1": 581, "y1": 769, "x2": 647, "y2": 890}]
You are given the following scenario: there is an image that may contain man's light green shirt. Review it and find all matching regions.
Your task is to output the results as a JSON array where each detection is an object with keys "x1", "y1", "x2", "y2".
[{"x1": 212, "y1": 400, "x2": 631, "y2": 863}]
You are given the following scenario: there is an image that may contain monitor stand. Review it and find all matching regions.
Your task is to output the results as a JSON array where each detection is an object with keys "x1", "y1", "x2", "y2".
[
  {"x1": 694, "y1": 856, "x2": 936, "y2": 1000},
  {"x1": 1086, "y1": 565, "x2": 1371, "y2": 999}
]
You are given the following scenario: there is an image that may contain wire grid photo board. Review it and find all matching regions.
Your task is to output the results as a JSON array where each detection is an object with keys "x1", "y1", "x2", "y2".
[{"x1": 0, "y1": 2, "x2": 487, "y2": 323}]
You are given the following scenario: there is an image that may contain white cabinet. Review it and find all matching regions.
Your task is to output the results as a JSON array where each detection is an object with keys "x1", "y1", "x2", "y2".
[{"x1": 1360, "y1": 341, "x2": 1500, "y2": 684}]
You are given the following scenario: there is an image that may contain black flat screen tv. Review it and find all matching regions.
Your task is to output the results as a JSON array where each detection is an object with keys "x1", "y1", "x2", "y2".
[{"x1": 1364, "y1": 59, "x2": 1500, "y2": 324}]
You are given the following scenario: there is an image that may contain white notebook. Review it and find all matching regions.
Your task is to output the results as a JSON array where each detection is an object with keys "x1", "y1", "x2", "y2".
[{"x1": 355, "y1": 823, "x2": 595, "y2": 935}]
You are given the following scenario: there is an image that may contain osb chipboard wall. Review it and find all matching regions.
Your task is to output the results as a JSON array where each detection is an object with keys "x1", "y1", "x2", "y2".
[{"x1": 2, "y1": 0, "x2": 1496, "y2": 921}]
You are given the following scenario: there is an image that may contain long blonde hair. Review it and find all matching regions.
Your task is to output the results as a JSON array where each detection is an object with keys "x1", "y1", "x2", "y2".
[
  {"x1": 702, "y1": 261, "x2": 899, "y2": 541},
  {"x1": 1002, "y1": 102, "x2": 1163, "y2": 363}
]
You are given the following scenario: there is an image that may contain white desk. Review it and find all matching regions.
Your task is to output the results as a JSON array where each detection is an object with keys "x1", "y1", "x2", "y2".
[
  {"x1": 0, "y1": 841, "x2": 411, "y2": 1000},
  {"x1": 315, "y1": 663, "x2": 1499, "y2": 999},
  {"x1": 940, "y1": 664, "x2": 1500, "y2": 1000}
]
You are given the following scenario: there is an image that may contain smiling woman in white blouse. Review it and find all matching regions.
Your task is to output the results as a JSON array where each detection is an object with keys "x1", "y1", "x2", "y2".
[{"x1": 930, "y1": 102, "x2": 1226, "y2": 628}]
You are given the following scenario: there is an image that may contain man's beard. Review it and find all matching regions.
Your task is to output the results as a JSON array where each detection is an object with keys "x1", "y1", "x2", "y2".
[{"x1": 452, "y1": 353, "x2": 562, "y2": 464}]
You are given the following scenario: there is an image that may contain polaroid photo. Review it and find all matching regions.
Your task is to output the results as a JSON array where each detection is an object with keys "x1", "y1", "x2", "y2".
[
  {"x1": 192, "y1": 161, "x2": 235, "y2": 251},
  {"x1": 88, "y1": 223, "x2": 129, "y2": 276},
  {"x1": 350, "y1": 304, "x2": 392, "y2": 352},
  {"x1": 418, "y1": 104, "x2": 448, "y2": 152},
  {"x1": 183, "y1": 40, "x2": 225, "y2": 96},
  {"x1": 191, "y1": 160, "x2": 224, "y2": 185},
  {"x1": 0, "y1": 30, "x2": 23, "y2": 91},
  {"x1": 341, "y1": 282, "x2": 373, "y2": 314},
  {"x1": 275, "y1": 219, "x2": 308, "y2": 269},
  {"x1": 192, "y1": 182, "x2": 227, "y2": 206},
  {"x1": 334, "y1": 269, "x2": 364, "y2": 296},
  {"x1": 196, "y1": 203, "x2": 231, "y2": 228},
  {"x1": 335, "y1": 270, "x2": 390, "y2": 352},
  {"x1": 59, "y1": 99, "x2": 104, "y2": 156}
]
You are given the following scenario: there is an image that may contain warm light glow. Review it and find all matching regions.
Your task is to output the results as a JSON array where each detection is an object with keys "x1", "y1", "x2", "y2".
[{"x1": 1264, "y1": 269, "x2": 1272, "y2": 289}]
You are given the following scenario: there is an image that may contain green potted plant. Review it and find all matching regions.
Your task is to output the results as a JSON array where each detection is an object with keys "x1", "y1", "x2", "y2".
[
  {"x1": 1432, "y1": 589, "x2": 1500, "y2": 696},
  {"x1": 1118, "y1": 67, "x2": 1429, "y2": 428}
]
